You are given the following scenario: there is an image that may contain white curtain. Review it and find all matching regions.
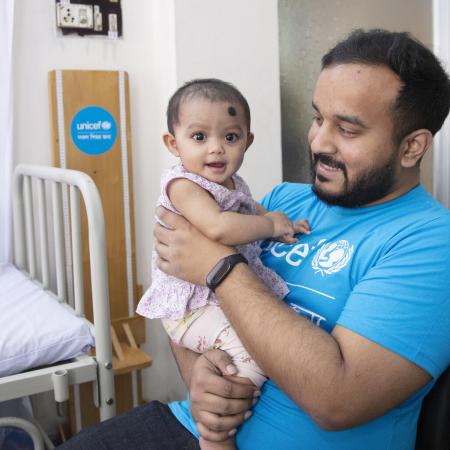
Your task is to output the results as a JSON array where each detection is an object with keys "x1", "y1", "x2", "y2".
[
  {"x1": 0, "y1": 0, "x2": 14, "y2": 264},
  {"x1": 433, "y1": 0, "x2": 450, "y2": 208}
]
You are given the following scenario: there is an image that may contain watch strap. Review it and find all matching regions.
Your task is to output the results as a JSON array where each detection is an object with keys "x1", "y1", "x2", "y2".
[{"x1": 206, "y1": 253, "x2": 248, "y2": 292}]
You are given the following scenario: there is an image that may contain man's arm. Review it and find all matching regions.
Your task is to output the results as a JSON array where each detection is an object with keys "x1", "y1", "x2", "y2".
[
  {"x1": 169, "y1": 341, "x2": 200, "y2": 388},
  {"x1": 214, "y1": 264, "x2": 430, "y2": 429},
  {"x1": 155, "y1": 207, "x2": 431, "y2": 430}
]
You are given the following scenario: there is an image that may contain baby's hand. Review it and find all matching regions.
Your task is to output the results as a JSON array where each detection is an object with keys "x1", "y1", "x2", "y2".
[
  {"x1": 265, "y1": 213, "x2": 311, "y2": 244},
  {"x1": 294, "y1": 219, "x2": 311, "y2": 236},
  {"x1": 265, "y1": 211, "x2": 296, "y2": 241}
]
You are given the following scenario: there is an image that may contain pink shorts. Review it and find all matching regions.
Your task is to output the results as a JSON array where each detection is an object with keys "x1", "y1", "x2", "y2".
[{"x1": 162, "y1": 305, "x2": 266, "y2": 387}]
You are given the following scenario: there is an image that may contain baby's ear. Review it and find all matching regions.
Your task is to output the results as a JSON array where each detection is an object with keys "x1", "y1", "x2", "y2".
[
  {"x1": 245, "y1": 132, "x2": 254, "y2": 152},
  {"x1": 163, "y1": 132, "x2": 179, "y2": 157}
]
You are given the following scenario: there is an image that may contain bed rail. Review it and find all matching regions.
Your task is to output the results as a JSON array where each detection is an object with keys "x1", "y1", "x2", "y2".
[{"x1": 12, "y1": 164, "x2": 115, "y2": 421}]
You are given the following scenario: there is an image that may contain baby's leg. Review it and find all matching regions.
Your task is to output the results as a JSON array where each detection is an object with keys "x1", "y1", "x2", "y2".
[
  {"x1": 176, "y1": 305, "x2": 267, "y2": 387},
  {"x1": 175, "y1": 305, "x2": 266, "y2": 450}
]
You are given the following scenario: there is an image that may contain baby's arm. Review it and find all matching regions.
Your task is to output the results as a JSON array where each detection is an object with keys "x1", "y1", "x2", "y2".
[{"x1": 167, "y1": 178, "x2": 293, "y2": 246}]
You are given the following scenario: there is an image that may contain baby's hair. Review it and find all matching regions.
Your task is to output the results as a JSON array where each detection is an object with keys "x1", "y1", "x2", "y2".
[{"x1": 167, "y1": 78, "x2": 251, "y2": 134}]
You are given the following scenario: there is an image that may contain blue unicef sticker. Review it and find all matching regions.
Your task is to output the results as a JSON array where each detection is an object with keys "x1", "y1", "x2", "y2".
[{"x1": 70, "y1": 106, "x2": 117, "y2": 155}]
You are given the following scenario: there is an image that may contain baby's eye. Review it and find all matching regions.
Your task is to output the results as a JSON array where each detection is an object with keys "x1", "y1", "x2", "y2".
[
  {"x1": 192, "y1": 132, "x2": 205, "y2": 141},
  {"x1": 225, "y1": 133, "x2": 239, "y2": 143}
]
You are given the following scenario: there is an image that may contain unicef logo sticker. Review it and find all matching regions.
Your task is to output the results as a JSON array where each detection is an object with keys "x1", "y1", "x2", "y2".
[
  {"x1": 71, "y1": 106, "x2": 117, "y2": 155},
  {"x1": 312, "y1": 240, "x2": 354, "y2": 275}
]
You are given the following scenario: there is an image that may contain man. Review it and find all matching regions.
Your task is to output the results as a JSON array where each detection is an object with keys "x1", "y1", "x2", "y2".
[
  {"x1": 59, "y1": 29, "x2": 450, "y2": 450},
  {"x1": 157, "y1": 29, "x2": 450, "y2": 450}
]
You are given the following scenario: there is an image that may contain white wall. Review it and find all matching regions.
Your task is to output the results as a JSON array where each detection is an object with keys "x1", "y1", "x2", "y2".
[
  {"x1": 433, "y1": 0, "x2": 450, "y2": 207},
  {"x1": 12, "y1": 0, "x2": 282, "y2": 405},
  {"x1": 174, "y1": 0, "x2": 283, "y2": 200}
]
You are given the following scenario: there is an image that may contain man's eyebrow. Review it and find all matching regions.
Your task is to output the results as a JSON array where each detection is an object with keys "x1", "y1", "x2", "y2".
[
  {"x1": 335, "y1": 113, "x2": 368, "y2": 129},
  {"x1": 311, "y1": 101, "x2": 368, "y2": 129}
]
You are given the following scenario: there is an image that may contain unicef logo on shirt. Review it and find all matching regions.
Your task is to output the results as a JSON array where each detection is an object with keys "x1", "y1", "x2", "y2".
[
  {"x1": 312, "y1": 240, "x2": 354, "y2": 275},
  {"x1": 70, "y1": 106, "x2": 117, "y2": 155}
]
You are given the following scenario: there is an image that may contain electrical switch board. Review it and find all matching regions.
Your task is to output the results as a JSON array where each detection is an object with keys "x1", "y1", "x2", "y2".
[{"x1": 55, "y1": 0, "x2": 122, "y2": 38}]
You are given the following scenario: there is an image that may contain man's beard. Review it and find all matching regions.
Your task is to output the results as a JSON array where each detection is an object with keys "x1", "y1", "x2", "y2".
[{"x1": 310, "y1": 151, "x2": 398, "y2": 208}]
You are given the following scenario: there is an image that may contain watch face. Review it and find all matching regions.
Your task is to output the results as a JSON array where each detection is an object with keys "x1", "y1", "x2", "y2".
[
  {"x1": 209, "y1": 259, "x2": 230, "y2": 287},
  {"x1": 206, "y1": 254, "x2": 247, "y2": 291}
]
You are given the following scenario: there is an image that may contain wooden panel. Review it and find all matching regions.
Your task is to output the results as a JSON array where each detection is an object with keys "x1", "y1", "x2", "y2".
[
  {"x1": 49, "y1": 70, "x2": 137, "y2": 318},
  {"x1": 48, "y1": 70, "x2": 141, "y2": 426}
]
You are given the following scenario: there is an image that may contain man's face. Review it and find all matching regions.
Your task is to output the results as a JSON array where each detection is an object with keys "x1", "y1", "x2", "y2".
[{"x1": 308, "y1": 63, "x2": 404, "y2": 207}]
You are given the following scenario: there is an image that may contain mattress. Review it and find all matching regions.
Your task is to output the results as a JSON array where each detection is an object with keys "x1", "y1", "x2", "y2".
[{"x1": 0, "y1": 263, "x2": 94, "y2": 377}]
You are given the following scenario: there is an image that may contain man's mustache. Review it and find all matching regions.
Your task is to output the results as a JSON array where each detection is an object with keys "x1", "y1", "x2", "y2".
[{"x1": 313, "y1": 154, "x2": 346, "y2": 172}]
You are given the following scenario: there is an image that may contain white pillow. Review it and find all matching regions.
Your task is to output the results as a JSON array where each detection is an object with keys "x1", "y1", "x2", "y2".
[{"x1": 0, "y1": 264, "x2": 94, "y2": 377}]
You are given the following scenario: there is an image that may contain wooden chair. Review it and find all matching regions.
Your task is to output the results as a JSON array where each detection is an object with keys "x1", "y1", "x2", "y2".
[
  {"x1": 110, "y1": 316, "x2": 152, "y2": 376},
  {"x1": 415, "y1": 365, "x2": 450, "y2": 449}
]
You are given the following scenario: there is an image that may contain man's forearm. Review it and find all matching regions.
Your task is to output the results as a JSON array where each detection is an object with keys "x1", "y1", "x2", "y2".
[
  {"x1": 170, "y1": 340, "x2": 199, "y2": 388},
  {"x1": 214, "y1": 263, "x2": 429, "y2": 430},
  {"x1": 215, "y1": 264, "x2": 344, "y2": 424}
]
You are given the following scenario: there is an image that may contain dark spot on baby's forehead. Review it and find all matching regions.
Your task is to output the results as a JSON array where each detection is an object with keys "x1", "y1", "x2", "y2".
[{"x1": 228, "y1": 106, "x2": 236, "y2": 116}]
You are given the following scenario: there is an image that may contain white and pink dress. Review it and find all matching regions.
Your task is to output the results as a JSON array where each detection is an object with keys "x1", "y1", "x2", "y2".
[{"x1": 137, "y1": 164, "x2": 289, "y2": 386}]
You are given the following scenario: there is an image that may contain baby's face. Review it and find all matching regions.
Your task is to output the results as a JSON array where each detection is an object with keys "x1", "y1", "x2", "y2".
[{"x1": 168, "y1": 98, "x2": 253, "y2": 189}]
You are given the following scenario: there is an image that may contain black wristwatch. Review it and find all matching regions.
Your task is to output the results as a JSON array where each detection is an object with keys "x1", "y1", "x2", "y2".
[{"x1": 206, "y1": 254, "x2": 248, "y2": 292}]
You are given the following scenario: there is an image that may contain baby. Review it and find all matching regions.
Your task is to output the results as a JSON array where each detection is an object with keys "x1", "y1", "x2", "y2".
[{"x1": 137, "y1": 78, "x2": 309, "y2": 449}]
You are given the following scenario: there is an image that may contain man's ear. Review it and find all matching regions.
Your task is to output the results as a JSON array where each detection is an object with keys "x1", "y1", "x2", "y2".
[
  {"x1": 399, "y1": 129, "x2": 433, "y2": 168},
  {"x1": 163, "y1": 132, "x2": 179, "y2": 157},
  {"x1": 245, "y1": 132, "x2": 254, "y2": 152}
]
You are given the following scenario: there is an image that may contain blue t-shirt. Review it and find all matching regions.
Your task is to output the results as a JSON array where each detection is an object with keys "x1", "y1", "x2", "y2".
[{"x1": 170, "y1": 183, "x2": 450, "y2": 450}]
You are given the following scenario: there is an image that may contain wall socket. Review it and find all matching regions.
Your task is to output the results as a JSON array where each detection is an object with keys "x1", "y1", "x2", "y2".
[
  {"x1": 56, "y1": 3, "x2": 94, "y2": 29},
  {"x1": 55, "y1": 0, "x2": 122, "y2": 38}
]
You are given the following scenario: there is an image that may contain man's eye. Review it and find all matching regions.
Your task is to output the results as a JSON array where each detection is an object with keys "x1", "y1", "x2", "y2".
[
  {"x1": 339, "y1": 126, "x2": 357, "y2": 137},
  {"x1": 313, "y1": 115, "x2": 323, "y2": 126},
  {"x1": 192, "y1": 132, "x2": 205, "y2": 141},
  {"x1": 225, "y1": 133, "x2": 239, "y2": 143}
]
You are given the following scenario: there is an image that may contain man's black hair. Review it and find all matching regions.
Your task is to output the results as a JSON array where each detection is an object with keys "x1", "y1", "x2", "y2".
[
  {"x1": 322, "y1": 29, "x2": 450, "y2": 144},
  {"x1": 166, "y1": 78, "x2": 251, "y2": 134}
]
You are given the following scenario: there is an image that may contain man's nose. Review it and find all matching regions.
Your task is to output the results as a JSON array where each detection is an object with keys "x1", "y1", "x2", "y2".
[{"x1": 309, "y1": 123, "x2": 337, "y2": 155}]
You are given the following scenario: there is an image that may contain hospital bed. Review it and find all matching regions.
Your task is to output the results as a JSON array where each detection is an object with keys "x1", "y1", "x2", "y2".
[{"x1": 0, "y1": 164, "x2": 116, "y2": 439}]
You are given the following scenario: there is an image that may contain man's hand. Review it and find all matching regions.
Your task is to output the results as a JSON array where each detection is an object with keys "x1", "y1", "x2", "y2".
[
  {"x1": 190, "y1": 350, "x2": 259, "y2": 442},
  {"x1": 154, "y1": 206, "x2": 235, "y2": 285}
]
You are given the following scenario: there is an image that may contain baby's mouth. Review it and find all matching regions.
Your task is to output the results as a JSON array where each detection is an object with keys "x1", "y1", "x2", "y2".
[{"x1": 206, "y1": 162, "x2": 226, "y2": 168}]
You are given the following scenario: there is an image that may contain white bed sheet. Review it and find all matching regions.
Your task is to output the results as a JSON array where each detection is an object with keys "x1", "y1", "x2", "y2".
[{"x1": 0, "y1": 263, "x2": 94, "y2": 377}]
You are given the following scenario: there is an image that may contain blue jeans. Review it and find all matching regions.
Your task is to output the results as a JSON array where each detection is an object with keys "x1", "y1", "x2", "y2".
[{"x1": 57, "y1": 401, "x2": 200, "y2": 450}]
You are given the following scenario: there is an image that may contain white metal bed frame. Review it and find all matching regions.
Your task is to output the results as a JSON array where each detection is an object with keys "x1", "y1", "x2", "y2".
[{"x1": 0, "y1": 164, "x2": 116, "y2": 429}]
